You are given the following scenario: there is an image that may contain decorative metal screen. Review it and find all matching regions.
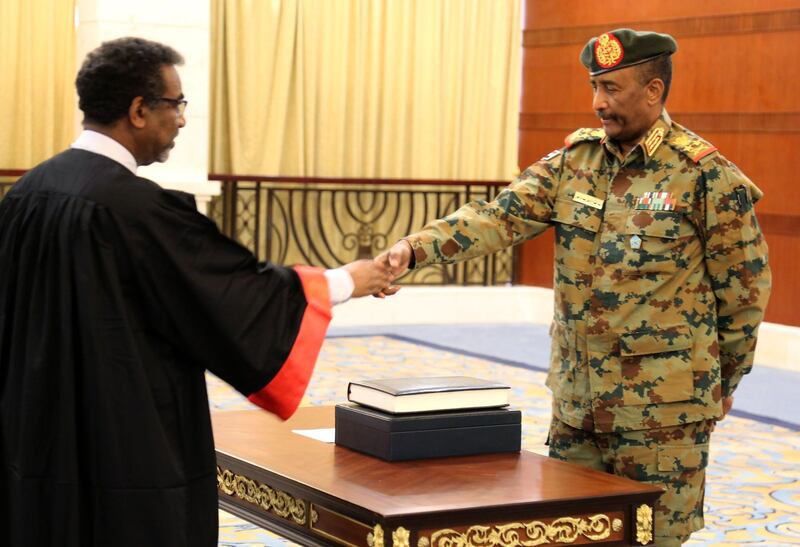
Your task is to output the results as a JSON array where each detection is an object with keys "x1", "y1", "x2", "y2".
[
  {"x1": 207, "y1": 177, "x2": 515, "y2": 286},
  {"x1": 0, "y1": 173, "x2": 516, "y2": 286}
]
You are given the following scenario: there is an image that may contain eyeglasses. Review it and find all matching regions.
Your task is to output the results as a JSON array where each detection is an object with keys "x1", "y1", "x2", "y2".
[{"x1": 154, "y1": 97, "x2": 188, "y2": 116}]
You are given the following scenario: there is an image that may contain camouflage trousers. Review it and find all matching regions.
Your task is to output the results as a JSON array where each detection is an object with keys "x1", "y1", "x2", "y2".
[{"x1": 547, "y1": 416, "x2": 713, "y2": 547}]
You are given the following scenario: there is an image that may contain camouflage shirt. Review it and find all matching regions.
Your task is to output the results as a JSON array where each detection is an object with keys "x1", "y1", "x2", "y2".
[{"x1": 406, "y1": 111, "x2": 772, "y2": 433}]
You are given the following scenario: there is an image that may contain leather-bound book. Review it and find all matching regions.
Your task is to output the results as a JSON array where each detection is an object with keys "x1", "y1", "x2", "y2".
[{"x1": 347, "y1": 376, "x2": 510, "y2": 414}]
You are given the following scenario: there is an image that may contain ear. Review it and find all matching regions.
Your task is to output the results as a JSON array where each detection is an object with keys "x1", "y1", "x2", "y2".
[
  {"x1": 129, "y1": 96, "x2": 148, "y2": 129},
  {"x1": 645, "y1": 78, "x2": 665, "y2": 106}
]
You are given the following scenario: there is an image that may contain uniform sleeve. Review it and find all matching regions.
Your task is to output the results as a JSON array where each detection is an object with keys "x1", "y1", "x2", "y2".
[
  {"x1": 122, "y1": 190, "x2": 332, "y2": 419},
  {"x1": 406, "y1": 158, "x2": 560, "y2": 268},
  {"x1": 701, "y1": 156, "x2": 772, "y2": 397}
]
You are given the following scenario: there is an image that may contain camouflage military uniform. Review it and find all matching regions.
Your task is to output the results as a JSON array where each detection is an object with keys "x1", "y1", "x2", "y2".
[
  {"x1": 405, "y1": 110, "x2": 771, "y2": 544},
  {"x1": 548, "y1": 417, "x2": 712, "y2": 547}
]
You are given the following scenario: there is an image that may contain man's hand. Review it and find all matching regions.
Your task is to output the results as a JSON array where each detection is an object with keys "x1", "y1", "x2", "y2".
[
  {"x1": 372, "y1": 240, "x2": 413, "y2": 298},
  {"x1": 381, "y1": 239, "x2": 413, "y2": 276},
  {"x1": 342, "y1": 259, "x2": 393, "y2": 298}
]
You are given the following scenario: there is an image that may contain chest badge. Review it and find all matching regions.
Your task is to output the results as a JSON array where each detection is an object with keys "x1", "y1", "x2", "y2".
[
  {"x1": 630, "y1": 235, "x2": 642, "y2": 250},
  {"x1": 635, "y1": 191, "x2": 676, "y2": 211},
  {"x1": 573, "y1": 191, "x2": 604, "y2": 210}
]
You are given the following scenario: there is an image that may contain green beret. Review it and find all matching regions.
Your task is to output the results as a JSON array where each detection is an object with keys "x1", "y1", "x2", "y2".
[{"x1": 580, "y1": 28, "x2": 677, "y2": 76}]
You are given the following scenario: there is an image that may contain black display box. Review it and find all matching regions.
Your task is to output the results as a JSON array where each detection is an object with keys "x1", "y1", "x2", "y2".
[{"x1": 334, "y1": 403, "x2": 521, "y2": 461}]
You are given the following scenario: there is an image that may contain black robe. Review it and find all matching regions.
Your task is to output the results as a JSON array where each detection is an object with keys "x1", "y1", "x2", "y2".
[{"x1": 0, "y1": 149, "x2": 328, "y2": 547}]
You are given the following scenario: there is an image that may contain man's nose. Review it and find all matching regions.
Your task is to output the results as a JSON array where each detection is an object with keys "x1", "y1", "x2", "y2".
[
  {"x1": 592, "y1": 90, "x2": 608, "y2": 112},
  {"x1": 178, "y1": 114, "x2": 187, "y2": 128}
]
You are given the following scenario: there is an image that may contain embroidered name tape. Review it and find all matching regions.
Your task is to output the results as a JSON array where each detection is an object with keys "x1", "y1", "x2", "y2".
[{"x1": 573, "y1": 191, "x2": 604, "y2": 209}]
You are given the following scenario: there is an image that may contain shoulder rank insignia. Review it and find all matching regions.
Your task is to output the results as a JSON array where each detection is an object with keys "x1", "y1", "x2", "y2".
[
  {"x1": 564, "y1": 127, "x2": 605, "y2": 149},
  {"x1": 644, "y1": 127, "x2": 664, "y2": 157},
  {"x1": 668, "y1": 126, "x2": 717, "y2": 163},
  {"x1": 541, "y1": 149, "x2": 562, "y2": 162}
]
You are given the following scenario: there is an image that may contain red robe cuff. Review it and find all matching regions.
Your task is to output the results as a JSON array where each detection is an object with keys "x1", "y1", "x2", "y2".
[{"x1": 247, "y1": 265, "x2": 332, "y2": 419}]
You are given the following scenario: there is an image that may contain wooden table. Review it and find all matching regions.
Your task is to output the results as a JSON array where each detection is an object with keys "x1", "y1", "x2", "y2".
[{"x1": 213, "y1": 407, "x2": 661, "y2": 547}]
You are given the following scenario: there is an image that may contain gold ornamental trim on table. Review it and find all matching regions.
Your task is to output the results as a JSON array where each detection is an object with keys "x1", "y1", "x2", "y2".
[
  {"x1": 636, "y1": 504, "x2": 653, "y2": 545},
  {"x1": 216, "y1": 465, "x2": 306, "y2": 525},
  {"x1": 368, "y1": 524, "x2": 385, "y2": 547},
  {"x1": 393, "y1": 526, "x2": 411, "y2": 547},
  {"x1": 423, "y1": 514, "x2": 619, "y2": 546},
  {"x1": 369, "y1": 524, "x2": 411, "y2": 547},
  {"x1": 311, "y1": 506, "x2": 319, "y2": 525}
]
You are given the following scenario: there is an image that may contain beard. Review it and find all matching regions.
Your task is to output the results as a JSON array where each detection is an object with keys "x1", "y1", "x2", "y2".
[
  {"x1": 155, "y1": 141, "x2": 176, "y2": 164},
  {"x1": 156, "y1": 149, "x2": 171, "y2": 163}
]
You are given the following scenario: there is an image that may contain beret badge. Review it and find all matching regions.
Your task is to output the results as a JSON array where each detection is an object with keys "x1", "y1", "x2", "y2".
[{"x1": 595, "y1": 33, "x2": 624, "y2": 69}]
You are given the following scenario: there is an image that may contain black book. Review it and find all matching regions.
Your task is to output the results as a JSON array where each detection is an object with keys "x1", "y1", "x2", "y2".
[
  {"x1": 335, "y1": 403, "x2": 521, "y2": 461},
  {"x1": 347, "y1": 376, "x2": 510, "y2": 414}
]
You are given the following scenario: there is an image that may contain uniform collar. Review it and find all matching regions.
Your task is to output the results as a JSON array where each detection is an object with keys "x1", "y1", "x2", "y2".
[
  {"x1": 639, "y1": 110, "x2": 672, "y2": 161},
  {"x1": 601, "y1": 109, "x2": 672, "y2": 163},
  {"x1": 71, "y1": 130, "x2": 138, "y2": 174}
]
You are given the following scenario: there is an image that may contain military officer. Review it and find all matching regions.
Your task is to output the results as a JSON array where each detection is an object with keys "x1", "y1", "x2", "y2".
[{"x1": 377, "y1": 29, "x2": 771, "y2": 546}]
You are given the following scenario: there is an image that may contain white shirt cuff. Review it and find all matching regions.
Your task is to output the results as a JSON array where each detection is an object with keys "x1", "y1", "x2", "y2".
[{"x1": 324, "y1": 268, "x2": 355, "y2": 305}]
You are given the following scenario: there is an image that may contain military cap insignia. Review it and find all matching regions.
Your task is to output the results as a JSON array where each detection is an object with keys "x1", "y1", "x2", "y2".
[
  {"x1": 644, "y1": 127, "x2": 664, "y2": 157},
  {"x1": 595, "y1": 33, "x2": 624, "y2": 69}
]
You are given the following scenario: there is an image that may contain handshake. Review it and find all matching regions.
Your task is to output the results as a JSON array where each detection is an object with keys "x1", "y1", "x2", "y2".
[{"x1": 340, "y1": 240, "x2": 414, "y2": 298}]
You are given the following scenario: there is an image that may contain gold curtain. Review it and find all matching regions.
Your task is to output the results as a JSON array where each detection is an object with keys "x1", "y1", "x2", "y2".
[
  {"x1": 0, "y1": 0, "x2": 76, "y2": 169},
  {"x1": 211, "y1": 0, "x2": 521, "y2": 180}
]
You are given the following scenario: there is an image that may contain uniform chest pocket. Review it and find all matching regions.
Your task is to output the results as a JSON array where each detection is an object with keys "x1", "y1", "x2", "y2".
[
  {"x1": 621, "y1": 210, "x2": 685, "y2": 273},
  {"x1": 551, "y1": 198, "x2": 601, "y2": 272},
  {"x1": 618, "y1": 324, "x2": 694, "y2": 406}
]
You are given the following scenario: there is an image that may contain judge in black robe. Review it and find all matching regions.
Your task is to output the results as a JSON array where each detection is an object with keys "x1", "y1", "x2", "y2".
[
  {"x1": 0, "y1": 37, "x2": 391, "y2": 547},
  {"x1": 0, "y1": 146, "x2": 337, "y2": 546}
]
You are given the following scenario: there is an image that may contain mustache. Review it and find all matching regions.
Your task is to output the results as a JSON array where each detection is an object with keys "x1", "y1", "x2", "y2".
[{"x1": 596, "y1": 111, "x2": 616, "y2": 121}]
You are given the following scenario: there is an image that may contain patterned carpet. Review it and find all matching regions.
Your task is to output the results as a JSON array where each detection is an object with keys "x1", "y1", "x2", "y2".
[{"x1": 210, "y1": 335, "x2": 800, "y2": 546}]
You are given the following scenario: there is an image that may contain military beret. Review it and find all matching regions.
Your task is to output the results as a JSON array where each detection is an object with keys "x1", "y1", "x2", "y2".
[{"x1": 580, "y1": 28, "x2": 677, "y2": 76}]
